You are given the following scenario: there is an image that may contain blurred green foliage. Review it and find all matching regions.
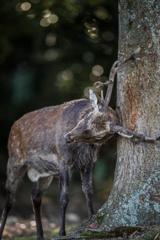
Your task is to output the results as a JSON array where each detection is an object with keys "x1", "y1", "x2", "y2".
[{"x1": 0, "y1": 0, "x2": 118, "y2": 202}]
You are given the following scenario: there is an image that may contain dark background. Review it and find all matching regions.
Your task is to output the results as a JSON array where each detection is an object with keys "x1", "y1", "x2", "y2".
[{"x1": 0, "y1": 0, "x2": 118, "y2": 226}]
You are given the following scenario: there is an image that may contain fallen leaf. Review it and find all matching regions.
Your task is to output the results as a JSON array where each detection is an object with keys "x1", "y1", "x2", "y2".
[{"x1": 85, "y1": 222, "x2": 99, "y2": 231}]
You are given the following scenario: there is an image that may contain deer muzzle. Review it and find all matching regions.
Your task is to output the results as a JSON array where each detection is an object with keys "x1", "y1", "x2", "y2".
[{"x1": 65, "y1": 133, "x2": 74, "y2": 143}]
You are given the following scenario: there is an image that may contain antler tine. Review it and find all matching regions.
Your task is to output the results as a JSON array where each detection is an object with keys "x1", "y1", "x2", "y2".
[
  {"x1": 93, "y1": 48, "x2": 141, "y2": 105},
  {"x1": 104, "y1": 60, "x2": 120, "y2": 105},
  {"x1": 101, "y1": 90, "x2": 104, "y2": 100},
  {"x1": 105, "y1": 47, "x2": 141, "y2": 105},
  {"x1": 94, "y1": 60, "x2": 119, "y2": 91},
  {"x1": 94, "y1": 80, "x2": 110, "y2": 90},
  {"x1": 104, "y1": 47, "x2": 141, "y2": 105}
]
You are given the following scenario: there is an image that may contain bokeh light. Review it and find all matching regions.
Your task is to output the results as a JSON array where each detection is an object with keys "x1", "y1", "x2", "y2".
[
  {"x1": 61, "y1": 70, "x2": 73, "y2": 81},
  {"x1": 92, "y1": 65, "x2": 104, "y2": 76},
  {"x1": 21, "y1": 2, "x2": 31, "y2": 11},
  {"x1": 42, "y1": 9, "x2": 51, "y2": 18},
  {"x1": 26, "y1": 10, "x2": 36, "y2": 19},
  {"x1": 84, "y1": 21, "x2": 99, "y2": 40},
  {"x1": 15, "y1": 3, "x2": 22, "y2": 12},
  {"x1": 94, "y1": 7, "x2": 109, "y2": 20},
  {"x1": 57, "y1": 70, "x2": 73, "y2": 82},
  {"x1": 89, "y1": 72, "x2": 98, "y2": 82},
  {"x1": 45, "y1": 33, "x2": 56, "y2": 46},
  {"x1": 84, "y1": 87, "x2": 91, "y2": 98},
  {"x1": 44, "y1": 49, "x2": 58, "y2": 61},
  {"x1": 40, "y1": 18, "x2": 50, "y2": 27},
  {"x1": 47, "y1": 14, "x2": 59, "y2": 24}
]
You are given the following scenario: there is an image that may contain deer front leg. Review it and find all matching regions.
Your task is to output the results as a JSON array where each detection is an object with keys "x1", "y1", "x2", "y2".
[
  {"x1": 81, "y1": 161, "x2": 95, "y2": 220},
  {"x1": 59, "y1": 169, "x2": 70, "y2": 236},
  {"x1": 110, "y1": 124, "x2": 160, "y2": 143}
]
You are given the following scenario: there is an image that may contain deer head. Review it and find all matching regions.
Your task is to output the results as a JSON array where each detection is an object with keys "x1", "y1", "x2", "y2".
[{"x1": 65, "y1": 89, "x2": 119, "y2": 144}]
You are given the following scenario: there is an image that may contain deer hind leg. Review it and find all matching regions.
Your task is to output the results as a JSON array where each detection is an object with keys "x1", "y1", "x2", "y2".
[
  {"x1": 81, "y1": 161, "x2": 95, "y2": 220},
  {"x1": 59, "y1": 170, "x2": 70, "y2": 236},
  {"x1": 0, "y1": 164, "x2": 27, "y2": 240},
  {"x1": 31, "y1": 176, "x2": 53, "y2": 240}
]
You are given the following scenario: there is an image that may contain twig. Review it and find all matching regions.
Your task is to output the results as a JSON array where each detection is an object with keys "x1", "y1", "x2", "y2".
[
  {"x1": 130, "y1": 230, "x2": 138, "y2": 238},
  {"x1": 154, "y1": 233, "x2": 159, "y2": 240}
]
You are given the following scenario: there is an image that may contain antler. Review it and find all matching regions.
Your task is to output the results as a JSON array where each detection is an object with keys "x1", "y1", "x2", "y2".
[
  {"x1": 110, "y1": 124, "x2": 160, "y2": 143},
  {"x1": 94, "y1": 47, "x2": 141, "y2": 106}
]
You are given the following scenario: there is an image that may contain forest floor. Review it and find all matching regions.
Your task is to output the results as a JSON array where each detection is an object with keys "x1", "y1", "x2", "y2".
[{"x1": 1, "y1": 216, "x2": 160, "y2": 240}]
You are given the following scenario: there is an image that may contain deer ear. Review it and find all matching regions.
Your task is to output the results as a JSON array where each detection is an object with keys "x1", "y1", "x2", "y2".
[{"x1": 89, "y1": 89, "x2": 98, "y2": 110}]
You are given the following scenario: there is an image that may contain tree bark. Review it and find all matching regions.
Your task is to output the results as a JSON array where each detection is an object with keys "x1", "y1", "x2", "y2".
[{"x1": 94, "y1": 0, "x2": 160, "y2": 230}]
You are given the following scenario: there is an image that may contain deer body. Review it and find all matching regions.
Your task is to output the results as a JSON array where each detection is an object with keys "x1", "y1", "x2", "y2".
[
  {"x1": 8, "y1": 98, "x2": 117, "y2": 181},
  {"x1": 0, "y1": 92, "x2": 119, "y2": 240}
]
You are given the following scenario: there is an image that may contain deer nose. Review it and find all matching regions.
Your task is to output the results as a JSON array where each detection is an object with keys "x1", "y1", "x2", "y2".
[{"x1": 65, "y1": 134, "x2": 74, "y2": 143}]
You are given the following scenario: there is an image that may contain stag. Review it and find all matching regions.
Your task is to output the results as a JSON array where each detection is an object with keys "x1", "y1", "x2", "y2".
[{"x1": 0, "y1": 49, "x2": 159, "y2": 240}]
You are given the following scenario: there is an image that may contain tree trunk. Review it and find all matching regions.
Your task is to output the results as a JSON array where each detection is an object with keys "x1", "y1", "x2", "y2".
[
  {"x1": 94, "y1": 0, "x2": 160, "y2": 230},
  {"x1": 70, "y1": 1, "x2": 160, "y2": 236}
]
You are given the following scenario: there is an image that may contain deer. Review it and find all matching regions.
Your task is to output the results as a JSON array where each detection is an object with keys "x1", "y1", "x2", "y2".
[{"x1": 0, "y1": 48, "x2": 159, "y2": 240}]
